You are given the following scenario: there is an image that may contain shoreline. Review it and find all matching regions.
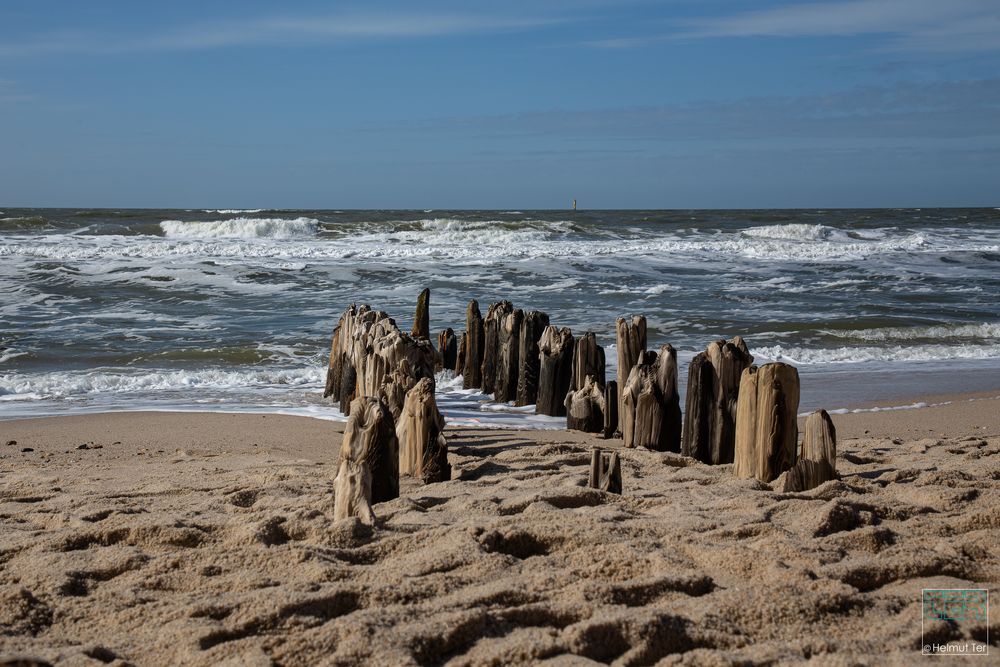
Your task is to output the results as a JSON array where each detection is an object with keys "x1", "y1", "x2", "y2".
[{"x1": 0, "y1": 391, "x2": 1000, "y2": 445}]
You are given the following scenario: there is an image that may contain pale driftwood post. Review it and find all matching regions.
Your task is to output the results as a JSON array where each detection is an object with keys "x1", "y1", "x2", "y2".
[
  {"x1": 682, "y1": 337, "x2": 753, "y2": 464},
  {"x1": 570, "y1": 332, "x2": 605, "y2": 392},
  {"x1": 516, "y1": 310, "x2": 550, "y2": 406},
  {"x1": 802, "y1": 409, "x2": 836, "y2": 467},
  {"x1": 733, "y1": 362, "x2": 801, "y2": 482},
  {"x1": 778, "y1": 409, "x2": 837, "y2": 492},
  {"x1": 482, "y1": 300, "x2": 513, "y2": 396},
  {"x1": 615, "y1": 316, "x2": 646, "y2": 423},
  {"x1": 462, "y1": 300, "x2": 484, "y2": 389},
  {"x1": 537, "y1": 326, "x2": 574, "y2": 417},
  {"x1": 565, "y1": 375, "x2": 605, "y2": 433},
  {"x1": 411, "y1": 288, "x2": 430, "y2": 340},
  {"x1": 334, "y1": 396, "x2": 399, "y2": 525},
  {"x1": 437, "y1": 328, "x2": 457, "y2": 371},
  {"x1": 396, "y1": 378, "x2": 450, "y2": 484},
  {"x1": 620, "y1": 346, "x2": 681, "y2": 452},
  {"x1": 495, "y1": 309, "x2": 523, "y2": 402},
  {"x1": 588, "y1": 448, "x2": 622, "y2": 494},
  {"x1": 603, "y1": 380, "x2": 619, "y2": 439}
]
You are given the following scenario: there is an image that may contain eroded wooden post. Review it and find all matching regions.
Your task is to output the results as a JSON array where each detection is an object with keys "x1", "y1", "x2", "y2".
[
  {"x1": 482, "y1": 300, "x2": 513, "y2": 396},
  {"x1": 682, "y1": 337, "x2": 753, "y2": 464},
  {"x1": 495, "y1": 308, "x2": 523, "y2": 402},
  {"x1": 587, "y1": 448, "x2": 622, "y2": 494},
  {"x1": 411, "y1": 288, "x2": 430, "y2": 340},
  {"x1": 397, "y1": 378, "x2": 450, "y2": 484},
  {"x1": 516, "y1": 310, "x2": 550, "y2": 406},
  {"x1": 437, "y1": 328, "x2": 457, "y2": 372},
  {"x1": 733, "y1": 362, "x2": 800, "y2": 482},
  {"x1": 537, "y1": 325, "x2": 574, "y2": 416},
  {"x1": 565, "y1": 375, "x2": 605, "y2": 433},
  {"x1": 462, "y1": 299, "x2": 484, "y2": 389},
  {"x1": 334, "y1": 396, "x2": 399, "y2": 525},
  {"x1": 615, "y1": 316, "x2": 646, "y2": 424}
]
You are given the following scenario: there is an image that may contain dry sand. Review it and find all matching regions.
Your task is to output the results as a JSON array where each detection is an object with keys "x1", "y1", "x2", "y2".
[{"x1": 1, "y1": 394, "x2": 998, "y2": 665}]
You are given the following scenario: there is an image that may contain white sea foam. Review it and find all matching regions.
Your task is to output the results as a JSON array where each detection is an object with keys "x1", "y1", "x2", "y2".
[
  {"x1": 752, "y1": 342, "x2": 1000, "y2": 365},
  {"x1": 823, "y1": 322, "x2": 1000, "y2": 342},
  {"x1": 0, "y1": 367, "x2": 324, "y2": 398},
  {"x1": 203, "y1": 209, "x2": 265, "y2": 214},
  {"x1": 160, "y1": 217, "x2": 318, "y2": 239},
  {"x1": 2, "y1": 218, "x2": 997, "y2": 264}
]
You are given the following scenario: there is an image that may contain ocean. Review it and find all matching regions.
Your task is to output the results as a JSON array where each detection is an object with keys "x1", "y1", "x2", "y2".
[{"x1": 1, "y1": 207, "x2": 998, "y2": 427}]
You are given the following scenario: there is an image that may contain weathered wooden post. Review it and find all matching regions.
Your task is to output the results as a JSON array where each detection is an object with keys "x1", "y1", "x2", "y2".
[
  {"x1": 779, "y1": 409, "x2": 838, "y2": 491},
  {"x1": 462, "y1": 300, "x2": 485, "y2": 389},
  {"x1": 615, "y1": 316, "x2": 646, "y2": 423},
  {"x1": 516, "y1": 310, "x2": 550, "y2": 406},
  {"x1": 802, "y1": 409, "x2": 836, "y2": 467},
  {"x1": 396, "y1": 378, "x2": 450, "y2": 484},
  {"x1": 437, "y1": 328, "x2": 457, "y2": 371},
  {"x1": 334, "y1": 396, "x2": 399, "y2": 525},
  {"x1": 620, "y1": 346, "x2": 681, "y2": 451},
  {"x1": 411, "y1": 288, "x2": 430, "y2": 340},
  {"x1": 537, "y1": 326, "x2": 574, "y2": 416},
  {"x1": 482, "y1": 301, "x2": 514, "y2": 395},
  {"x1": 603, "y1": 380, "x2": 619, "y2": 439},
  {"x1": 588, "y1": 448, "x2": 622, "y2": 494},
  {"x1": 565, "y1": 375, "x2": 605, "y2": 433},
  {"x1": 682, "y1": 337, "x2": 753, "y2": 464},
  {"x1": 456, "y1": 332, "x2": 467, "y2": 379},
  {"x1": 570, "y1": 332, "x2": 605, "y2": 392},
  {"x1": 733, "y1": 362, "x2": 801, "y2": 482},
  {"x1": 495, "y1": 308, "x2": 523, "y2": 402}
]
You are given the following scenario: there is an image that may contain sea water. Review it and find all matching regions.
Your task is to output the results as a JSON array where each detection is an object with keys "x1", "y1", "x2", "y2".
[{"x1": 1, "y1": 208, "x2": 998, "y2": 427}]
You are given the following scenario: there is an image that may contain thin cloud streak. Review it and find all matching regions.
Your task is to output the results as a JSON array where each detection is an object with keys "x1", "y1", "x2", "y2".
[
  {"x1": 0, "y1": 12, "x2": 565, "y2": 57},
  {"x1": 587, "y1": 0, "x2": 1000, "y2": 52}
]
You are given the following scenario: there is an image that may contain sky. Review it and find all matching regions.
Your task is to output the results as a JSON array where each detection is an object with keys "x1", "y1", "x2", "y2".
[{"x1": 1, "y1": 0, "x2": 998, "y2": 209}]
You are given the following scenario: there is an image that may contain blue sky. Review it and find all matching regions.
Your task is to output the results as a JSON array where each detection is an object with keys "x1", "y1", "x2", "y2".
[{"x1": 1, "y1": 0, "x2": 998, "y2": 209}]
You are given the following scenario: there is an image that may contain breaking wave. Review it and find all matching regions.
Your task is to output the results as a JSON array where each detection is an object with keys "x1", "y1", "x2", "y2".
[{"x1": 159, "y1": 217, "x2": 319, "y2": 239}]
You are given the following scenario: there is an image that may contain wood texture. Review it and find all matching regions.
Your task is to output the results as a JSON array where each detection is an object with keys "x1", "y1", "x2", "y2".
[
  {"x1": 615, "y1": 316, "x2": 646, "y2": 423},
  {"x1": 462, "y1": 300, "x2": 485, "y2": 389},
  {"x1": 495, "y1": 309, "x2": 523, "y2": 402},
  {"x1": 396, "y1": 378, "x2": 450, "y2": 484},
  {"x1": 802, "y1": 409, "x2": 837, "y2": 468},
  {"x1": 334, "y1": 396, "x2": 399, "y2": 525},
  {"x1": 536, "y1": 325, "x2": 574, "y2": 417},
  {"x1": 603, "y1": 380, "x2": 619, "y2": 439},
  {"x1": 482, "y1": 300, "x2": 514, "y2": 396},
  {"x1": 570, "y1": 332, "x2": 605, "y2": 392},
  {"x1": 516, "y1": 310, "x2": 550, "y2": 407},
  {"x1": 565, "y1": 375, "x2": 605, "y2": 433},
  {"x1": 437, "y1": 328, "x2": 457, "y2": 372},
  {"x1": 733, "y1": 362, "x2": 801, "y2": 482},
  {"x1": 456, "y1": 332, "x2": 467, "y2": 381},
  {"x1": 682, "y1": 337, "x2": 753, "y2": 464},
  {"x1": 620, "y1": 345, "x2": 681, "y2": 451},
  {"x1": 411, "y1": 288, "x2": 430, "y2": 340},
  {"x1": 587, "y1": 448, "x2": 622, "y2": 494}
]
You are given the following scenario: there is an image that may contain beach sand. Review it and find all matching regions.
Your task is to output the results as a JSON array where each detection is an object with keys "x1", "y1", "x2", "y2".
[{"x1": 1, "y1": 394, "x2": 998, "y2": 665}]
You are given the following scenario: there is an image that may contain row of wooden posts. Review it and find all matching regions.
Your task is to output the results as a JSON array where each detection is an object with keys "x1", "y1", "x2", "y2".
[{"x1": 325, "y1": 290, "x2": 837, "y2": 524}]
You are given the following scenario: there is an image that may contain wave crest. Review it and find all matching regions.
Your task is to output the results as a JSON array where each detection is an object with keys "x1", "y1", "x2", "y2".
[{"x1": 160, "y1": 217, "x2": 318, "y2": 239}]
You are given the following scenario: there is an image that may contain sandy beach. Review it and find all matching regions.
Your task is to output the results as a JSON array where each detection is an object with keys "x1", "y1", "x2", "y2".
[{"x1": 1, "y1": 392, "x2": 997, "y2": 665}]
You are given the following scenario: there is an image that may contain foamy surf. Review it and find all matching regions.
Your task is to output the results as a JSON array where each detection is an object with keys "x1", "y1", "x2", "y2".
[{"x1": 159, "y1": 217, "x2": 319, "y2": 239}]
